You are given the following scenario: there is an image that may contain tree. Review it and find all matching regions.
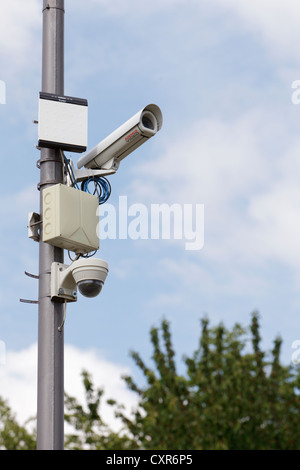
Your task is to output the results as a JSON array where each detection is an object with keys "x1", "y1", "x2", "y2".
[
  {"x1": 117, "y1": 318, "x2": 197, "y2": 449},
  {"x1": 1, "y1": 312, "x2": 300, "y2": 450},
  {"x1": 64, "y1": 370, "x2": 134, "y2": 450},
  {"x1": 116, "y1": 312, "x2": 300, "y2": 450},
  {"x1": 0, "y1": 397, "x2": 36, "y2": 450}
]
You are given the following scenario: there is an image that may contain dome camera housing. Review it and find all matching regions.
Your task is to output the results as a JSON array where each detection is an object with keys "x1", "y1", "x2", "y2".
[
  {"x1": 71, "y1": 259, "x2": 108, "y2": 298},
  {"x1": 51, "y1": 258, "x2": 109, "y2": 302},
  {"x1": 77, "y1": 279, "x2": 103, "y2": 298}
]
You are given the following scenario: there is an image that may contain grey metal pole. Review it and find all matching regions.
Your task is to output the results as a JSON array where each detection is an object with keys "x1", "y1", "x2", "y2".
[{"x1": 37, "y1": 0, "x2": 65, "y2": 450}]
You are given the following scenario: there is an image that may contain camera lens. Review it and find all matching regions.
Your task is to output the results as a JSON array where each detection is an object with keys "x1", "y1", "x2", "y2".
[
  {"x1": 142, "y1": 115, "x2": 155, "y2": 130},
  {"x1": 77, "y1": 280, "x2": 103, "y2": 298}
]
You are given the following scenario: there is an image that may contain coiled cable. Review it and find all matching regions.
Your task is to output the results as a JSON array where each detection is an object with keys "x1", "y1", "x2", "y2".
[
  {"x1": 81, "y1": 176, "x2": 111, "y2": 205},
  {"x1": 63, "y1": 153, "x2": 111, "y2": 204}
]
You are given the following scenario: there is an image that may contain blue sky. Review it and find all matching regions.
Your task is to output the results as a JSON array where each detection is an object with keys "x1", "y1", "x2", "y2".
[{"x1": 1, "y1": 0, "x2": 300, "y2": 425}]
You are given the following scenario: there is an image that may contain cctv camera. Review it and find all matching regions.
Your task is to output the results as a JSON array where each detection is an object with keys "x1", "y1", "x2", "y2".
[
  {"x1": 51, "y1": 258, "x2": 109, "y2": 302},
  {"x1": 71, "y1": 259, "x2": 108, "y2": 298},
  {"x1": 77, "y1": 104, "x2": 163, "y2": 172}
]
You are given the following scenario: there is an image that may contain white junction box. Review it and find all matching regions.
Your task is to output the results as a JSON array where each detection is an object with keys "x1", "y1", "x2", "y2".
[
  {"x1": 38, "y1": 92, "x2": 88, "y2": 153},
  {"x1": 42, "y1": 184, "x2": 99, "y2": 254}
]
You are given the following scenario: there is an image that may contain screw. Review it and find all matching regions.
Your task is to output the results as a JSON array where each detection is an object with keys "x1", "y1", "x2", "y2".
[{"x1": 58, "y1": 288, "x2": 64, "y2": 295}]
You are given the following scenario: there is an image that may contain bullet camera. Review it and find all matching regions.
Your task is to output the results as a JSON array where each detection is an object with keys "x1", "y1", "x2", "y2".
[
  {"x1": 77, "y1": 104, "x2": 163, "y2": 172},
  {"x1": 51, "y1": 258, "x2": 109, "y2": 302}
]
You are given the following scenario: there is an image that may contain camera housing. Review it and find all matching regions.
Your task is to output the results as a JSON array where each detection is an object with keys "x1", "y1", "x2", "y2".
[
  {"x1": 51, "y1": 258, "x2": 109, "y2": 302},
  {"x1": 77, "y1": 104, "x2": 162, "y2": 172}
]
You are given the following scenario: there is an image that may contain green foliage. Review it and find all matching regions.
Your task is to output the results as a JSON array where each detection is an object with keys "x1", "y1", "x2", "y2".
[
  {"x1": 118, "y1": 319, "x2": 198, "y2": 450},
  {"x1": 117, "y1": 313, "x2": 300, "y2": 450},
  {"x1": 0, "y1": 397, "x2": 36, "y2": 450},
  {"x1": 1, "y1": 312, "x2": 300, "y2": 450},
  {"x1": 64, "y1": 370, "x2": 133, "y2": 450}
]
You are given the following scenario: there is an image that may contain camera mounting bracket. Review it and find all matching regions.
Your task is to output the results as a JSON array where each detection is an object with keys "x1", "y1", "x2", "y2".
[{"x1": 65, "y1": 157, "x2": 118, "y2": 187}]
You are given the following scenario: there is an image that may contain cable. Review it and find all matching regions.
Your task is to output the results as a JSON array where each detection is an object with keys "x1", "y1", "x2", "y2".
[
  {"x1": 81, "y1": 176, "x2": 111, "y2": 205},
  {"x1": 68, "y1": 250, "x2": 98, "y2": 261},
  {"x1": 68, "y1": 251, "x2": 81, "y2": 262},
  {"x1": 62, "y1": 152, "x2": 112, "y2": 204},
  {"x1": 81, "y1": 250, "x2": 98, "y2": 258},
  {"x1": 62, "y1": 152, "x2": 80, "y2": 189},
  {"x1": 58, "y1": 301, "x2": 67, "y2": 332}
]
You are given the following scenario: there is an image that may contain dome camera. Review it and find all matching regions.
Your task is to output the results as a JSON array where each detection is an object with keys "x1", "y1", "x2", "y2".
[
  {"x1": 71, "y1": 259, "x2": 108, "y2": 298},
  {"x1": 51, "y1": 258, "x2": 109, "y2": 302}
]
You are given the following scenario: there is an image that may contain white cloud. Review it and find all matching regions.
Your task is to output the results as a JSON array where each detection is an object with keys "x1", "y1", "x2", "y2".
[
  {"x1": 151, "y1": 256, "x2": 269, "y2": 312},
  {"x1": 0, "y1": 344, "x2": 137, "y2": 432},
  {"x1": 129, "y1": 108, "x2": 300, "y2": 281},
  {"x1": 0, "y1": 0, "x2": 40, "y2": 73},
  {"x1": 1, "y1": 0, "x2": 298, "y2": 85},
  {"x1": 86, "y1": 0, "x2": 193, "y2": 16},
  {"x1": 83, "y1": 0, "x2": 300, "y2": 66},
  {"x1": 131, "y1": 111, "x2": 268, "y2": 253},
  {"x1": 64, "y1": 345, "x2": 137, "y2": 430},
  {"x1": 133, "y1": 110, "x2": 268, "y2": 197},
  {"x1": 211, "y1": 0, "x2": 300, "y2": 62},
  {"x1": 247, "y1": 172, "x2": 300, "y2": 268}
]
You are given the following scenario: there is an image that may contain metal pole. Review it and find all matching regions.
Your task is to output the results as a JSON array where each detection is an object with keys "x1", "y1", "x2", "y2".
[{"x1": 37, "y1": 0, "x2": 65, "y2": 450}]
